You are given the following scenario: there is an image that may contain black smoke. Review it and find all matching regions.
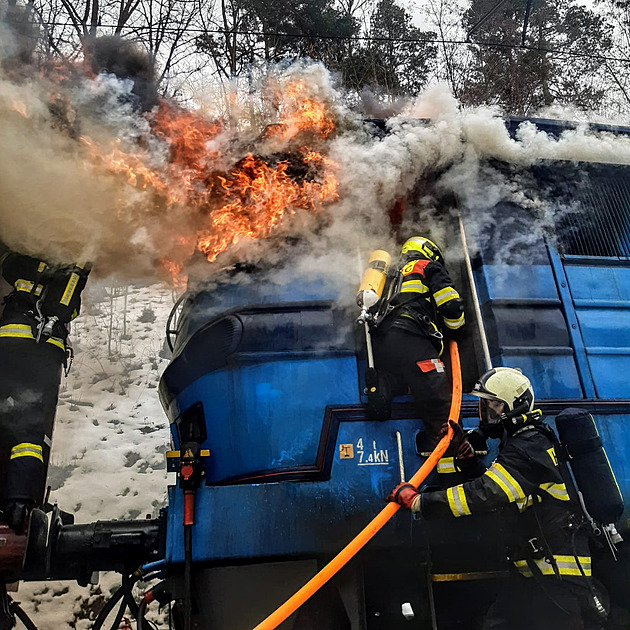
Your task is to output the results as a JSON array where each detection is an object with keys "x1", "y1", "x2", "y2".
[{"x1": 84, "y1": 36, "x2": 158, "y2": 113}]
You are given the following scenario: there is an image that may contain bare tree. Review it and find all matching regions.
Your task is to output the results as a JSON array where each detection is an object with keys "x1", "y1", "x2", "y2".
[
  {"x1": 136, "y1": 0, "x2": 205, "y2": 92},
  {"x1": 423, "y1": 0, "x2": 473, "y2": 98},
  {"x1": 195, "y1": 0, "x2": 260, "y2": 80}
]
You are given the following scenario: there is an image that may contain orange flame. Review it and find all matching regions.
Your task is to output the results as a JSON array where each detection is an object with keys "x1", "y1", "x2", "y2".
[
  {"x1": 151, "y1": 101, "x2": 223, "y2": 171},
  {"x1": 196, "y1": 151, "x2": 338, "y2": 261},
  {"x1": 76, "y1": 83, "x2": 339, "y2": 280},
  {"x1": 283, "y1": 80, "x2": 335, "y2": 139}
]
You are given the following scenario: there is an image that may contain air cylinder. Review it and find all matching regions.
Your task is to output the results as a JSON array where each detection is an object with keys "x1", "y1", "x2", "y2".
[
  {"x1": 555, "y1": 408, "x2": 624, "y2": 525},
  {"x1": 357, "y1": 250, "x2": 391, "y2": 310}
]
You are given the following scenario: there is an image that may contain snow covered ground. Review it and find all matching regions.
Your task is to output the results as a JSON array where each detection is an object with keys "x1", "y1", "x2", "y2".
[{"x1": 17, "y1": 281, "x2": 177, "y2": 629}]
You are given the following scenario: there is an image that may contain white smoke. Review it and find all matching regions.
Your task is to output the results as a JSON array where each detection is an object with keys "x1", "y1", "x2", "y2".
[{"x1": 2, "y1": 56, "x2": 630, "y2": 295}]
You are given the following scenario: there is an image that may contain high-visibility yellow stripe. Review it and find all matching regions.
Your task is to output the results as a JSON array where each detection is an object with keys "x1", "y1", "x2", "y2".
[
  {"x1": 400, "y1": 280, "x2": 429, "y2": 294},
  {"x1": 539, "y1": 482, "x2": 570, "y2": 501},
  {"x1": 14, "y1": 279, "x2": 43, "y2": 295},
  {"x1": 485, "y1": 462, "x2": 526, "y2": 502},
  {"x1": 37, "y1": 261, "x2": 48, "y2": 273},
  {"x1": 60, "y1": 272, "x2": 80, "y2": 306},
  {"x1": 514, "y1": 555, "x2": 591, "y2": 577},
  {"x1": 46, "y1": 337, "x2": 65, "y2": 350},
  {"x1": 433, "y1": 286, "x2": 459, "y2": 307},
  {"x1": 443, "y1": 313, "x2": 465, "y2": 330},
  {"x1": 516, "y1": 494, "x2": 543, "y2": 513},
  {"x1": 447, "y1": 485, "x2": 471, "y2": 517},
  {"x1": 0, "y1": 324, "x2": 65, "y2": 350},
  {"x1": 437, "y1": 457, "x2": 456, "y2": 474},
  {"x1": 10, "y1": 443, "x2": 43, "y2": 463},
  {"x1": 456, "y1": 486, "x2": 471, "y2": 515},
  {"x1": 0, "y1": 324, "x2": 35, "y2": 340}
]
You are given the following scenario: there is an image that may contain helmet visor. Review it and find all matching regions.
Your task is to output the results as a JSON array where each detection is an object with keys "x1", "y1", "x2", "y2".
[{"x1": 479, "y1": 398, "x2": 505, "y2": 425}]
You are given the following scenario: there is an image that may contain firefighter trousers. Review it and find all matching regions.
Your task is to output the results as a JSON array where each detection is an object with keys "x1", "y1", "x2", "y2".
[
  {"x1": 0, "y1": 338, "x2": 63, "y2": 507},
  {"x1": 483, "y1": 574, "x2": 603, "y2": 630},
  {"x1": 372, "y1": 326, "x2": 451, "y2": 443}
]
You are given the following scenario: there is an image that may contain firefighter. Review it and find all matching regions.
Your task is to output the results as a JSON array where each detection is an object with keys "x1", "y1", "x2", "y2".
[
  {"x1": 367, "y1": 236, "x2": 465, "y2": 447},
  {"x1": 0, "y1": 249, "x2": 89, "y2": 533},
  {"x1": 388, "y1": 367, "x2": 603, "y2": 630}
]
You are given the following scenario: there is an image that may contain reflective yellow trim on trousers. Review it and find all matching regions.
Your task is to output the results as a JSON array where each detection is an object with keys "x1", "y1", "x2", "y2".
[
  {"x1": 60, "y1": 273, "x2": 80, "y2": 306},
  {"x1": 10, "y1": 443, "x2": 43, "y2": 463},
  {"x1": 437, "y1": 457, "x2": 456, "y2": 474},
  {"x1": 484, "y1": 462, "x2": 526, "y2": 502},
  {"x1": 539, "y1": 482, "x2": 570, "y2": 501},
  {"x1": 514, "y1": 555, "x2": 591, "y2": 577},
  {"x1": 0, "y1": 324, "x2": 65, "y2": 350},
  {"x1": 433, "y1": 286, "x2": 459, "y2": 307},
  {"x1": 447, "y1": 485, "x2": 471, "y2": 517},
  {"x1": 14, "y1": 279, "x2": 43, "y2": 296},
  {"x1": 46, "y1": 336, "x2": 66, "y2": 350},
  {"x1": 443, "y1": 313, "x2": 465, "y2": 330}
]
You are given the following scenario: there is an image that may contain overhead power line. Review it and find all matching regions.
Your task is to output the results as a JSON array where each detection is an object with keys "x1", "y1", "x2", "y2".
[{"x1": 37, "y1": 20, "x2": 630, "y2": 65}]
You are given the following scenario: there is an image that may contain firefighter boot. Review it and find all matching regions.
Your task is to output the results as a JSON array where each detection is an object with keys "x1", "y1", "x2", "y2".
[
  {"x1": 1, "y1": 501, "x2": 32, "y2": 536},
  {"x1": 364, "y1": 368, "x2": 391, "y2": 421}
]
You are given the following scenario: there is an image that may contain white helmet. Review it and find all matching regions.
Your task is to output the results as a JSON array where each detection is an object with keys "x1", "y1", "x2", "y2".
[{"x1": 471, "y1": 368, "x2": 535, "y2": 434}]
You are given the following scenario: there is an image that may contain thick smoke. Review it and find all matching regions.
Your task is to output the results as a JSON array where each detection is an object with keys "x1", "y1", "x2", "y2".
[{"x1": 3, "y1": 26, "x2": 630, "y2": 295}]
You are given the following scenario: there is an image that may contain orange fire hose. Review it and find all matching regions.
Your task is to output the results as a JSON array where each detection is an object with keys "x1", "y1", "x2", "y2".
[{"x1": 252, "y1": 340, "x2": 462, "y2": 630}]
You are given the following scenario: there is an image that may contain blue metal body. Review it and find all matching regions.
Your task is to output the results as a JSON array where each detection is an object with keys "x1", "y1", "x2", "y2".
[
  {"x1": 156, "y1": 122, "x2": 630, "y2": 628},
  {"x1": 159, "y1": 250, "x2": 630, "y2": 564}
]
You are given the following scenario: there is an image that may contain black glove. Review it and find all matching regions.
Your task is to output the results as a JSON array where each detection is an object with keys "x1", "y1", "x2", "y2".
[
  {"x1": 2, "y1": 500, "x2": 33, "y2": 535},
  {"x1": 438, "y1": 420, "x2": 474, "y2": 459}
]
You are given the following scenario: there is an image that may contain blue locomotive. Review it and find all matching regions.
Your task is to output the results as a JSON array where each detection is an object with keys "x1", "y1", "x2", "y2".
[
  {"x1": 152, "y1": 118, "x2": 630, "y2": 629},
  {"x1": 2, "y1": 116, "x2": 629, "y2": 630}
]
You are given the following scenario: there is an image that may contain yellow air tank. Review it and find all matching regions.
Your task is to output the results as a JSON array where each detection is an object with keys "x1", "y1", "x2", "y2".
[{"x1": 357, "y1": 250, "x2": 391, "y2": 310}]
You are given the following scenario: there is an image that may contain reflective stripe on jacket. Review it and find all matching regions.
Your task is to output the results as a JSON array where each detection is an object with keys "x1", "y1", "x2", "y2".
[
  {"x1": 0, "y1": 323, "x2": 65, "y2": 351},
  {"x1": 421, "y1": 423, "x2": 590, "y2": 578},
  {"x1": 1, "y1": 252, "x2": 88, "y2": 325},
  {"x1": 392, "y1": 258, "x2": 465, "y2": 337}
]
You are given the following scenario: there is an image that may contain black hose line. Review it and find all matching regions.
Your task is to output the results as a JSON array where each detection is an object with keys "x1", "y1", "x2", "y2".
[
  {"x1": 92, "y1": 585, "x2": 126, "y2": 630},
  {"x1": 126, "y1": 590, "x2": 140, "y2": 618},
  {"x1": 110, "y1": 595, "x2": 131, "y2": 630},
  {"x1": 10, "y1": 601, "x2": 38, "y2": 630},
  {"x1": 93, "y1": 573, "x2": 140, "y2": 630},
  {"x1": 136, "y1": 598, "x2": 149, "y2": 630}
]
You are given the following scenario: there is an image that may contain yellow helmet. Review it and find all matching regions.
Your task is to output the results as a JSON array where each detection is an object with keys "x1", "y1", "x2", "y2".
[
  {"x1": 472, "y1": 367, "x2": 535, "y2": 414},
  {"x1": 400, "y1": 236, "x2": 444, "y2": 264}
]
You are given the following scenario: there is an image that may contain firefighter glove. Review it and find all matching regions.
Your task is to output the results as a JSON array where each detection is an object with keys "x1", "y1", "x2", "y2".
[
  {"x1": 387, "y1": 483, "x2": 421, "y2": 513},
  {"x1": 441, "y1": 420, "x2": 474, "y2": 460},
  {"x1": 2, "y1": 500, "x2": 33, "y2": 535}
]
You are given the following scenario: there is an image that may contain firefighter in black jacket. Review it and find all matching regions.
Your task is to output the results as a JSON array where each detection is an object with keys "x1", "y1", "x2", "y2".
[
  {"x1": 389, "y1": 367, "x2": 601, "y2": 630},
  {"x1": 367, "y1": 236, "x2": 465, "y2": 447},
  {"x1": 0, "y1": 249, "x2": 89, "y2": 533}
]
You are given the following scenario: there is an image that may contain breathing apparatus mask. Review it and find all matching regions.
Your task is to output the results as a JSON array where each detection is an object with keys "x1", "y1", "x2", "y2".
[
  {"x1": 472, "y1": 367, "x2": 537, "y2": 438},
  {"x1": 478, "y1": 399, "x2": 507, "y2": 438}
]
